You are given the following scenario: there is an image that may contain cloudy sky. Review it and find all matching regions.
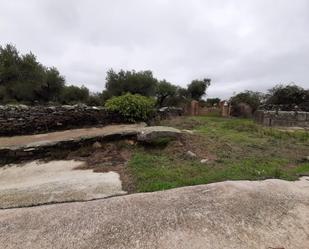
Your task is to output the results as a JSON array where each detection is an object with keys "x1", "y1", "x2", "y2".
[{"x1": 0, "y1": 0, "x2": 308, "y2": 98}]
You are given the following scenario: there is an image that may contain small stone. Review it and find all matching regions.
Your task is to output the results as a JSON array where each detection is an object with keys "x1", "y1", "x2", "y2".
[
  {"x1": 125, "y1": 139, "x2": 135, "y2": 145},
  {"x1": 92, "y1": 141, "x2": 102, "y2": 149},
  {"x1": 186, "y1": 151, "x2": 197, "y2": 158},
  {"x1": 200, "y1": 159, "x2": 209, "y2": 164},
  {"x1": 175, "y1": 141, "x2": 184, "y2": 147},
  {"x1": 304, "y1": 156, "x2": 309, "y2": 161}
]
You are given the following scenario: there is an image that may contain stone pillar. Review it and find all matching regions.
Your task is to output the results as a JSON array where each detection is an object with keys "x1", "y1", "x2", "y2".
[
  {"x1": 221, "y1": 101, "x2": 230, "y2": 117},
  {"x1": 191, "y1": 100, "x2": 199, "y2": 116}
]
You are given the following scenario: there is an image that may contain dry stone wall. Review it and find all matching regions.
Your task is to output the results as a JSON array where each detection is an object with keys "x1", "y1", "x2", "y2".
[
  {"x1": 254, "y1": 110, "x2": 309, "y2": 127},
  {"x1": 0, "y1": 105, "x2": 124, "y2": 136}
]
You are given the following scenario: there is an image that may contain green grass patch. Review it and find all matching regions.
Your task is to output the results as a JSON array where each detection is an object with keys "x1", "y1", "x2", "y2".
[{"x1": 130, "y1": 116, "x2": 309, "y2": 192}]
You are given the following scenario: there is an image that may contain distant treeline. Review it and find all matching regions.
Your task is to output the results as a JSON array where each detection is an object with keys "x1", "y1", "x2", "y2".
[
  {"x1": 0, "y1": 44, "x2": 211, "y2": 106},
  {"x1": 1, "y1": 44, "x2": 308, "y2": 111},
  {"x1": 230, "y1": 85, "x2": 309, "y2": 112}
]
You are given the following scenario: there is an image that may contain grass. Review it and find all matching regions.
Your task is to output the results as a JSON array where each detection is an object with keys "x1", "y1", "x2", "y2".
[{"x1": 128, "y1": 116, "x2": 309, "y2": 192}]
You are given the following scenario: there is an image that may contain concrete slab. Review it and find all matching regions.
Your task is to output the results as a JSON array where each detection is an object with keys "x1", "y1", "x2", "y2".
[
  {"x1": 0, "y1": 123, "x2": 147, "y2": 150},
  {"x1": 0, "y1": 160, "x2": 126, "y2": 209},
  {"x1": 0, "y1": 177, "x2": 308, "y2": 249}
]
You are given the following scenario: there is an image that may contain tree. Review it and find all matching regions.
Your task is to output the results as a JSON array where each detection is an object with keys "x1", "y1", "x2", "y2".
[
  {"x1": 0, "y1": 44, "x2": 66, "y2": 104},
  {"x1": 230, "y1": 91, "x2": 264, "y2": 112},
  {"x1": 7, "y1": 52, "x2": 45, "y2": 103},
  {"x1": 105, "y1": 69, "x2": 157, "y2": 98},
  {"x1": 38, "y1": 67, "x2": 65, "y2": 102},
  {"x1": 0, "y1": 44, "x2": 20, "y2": 86},
  {"x1": 266, "y1": 84, "x2": 307, "y2": 106},
  {"x1": 155, "y1": 80, "x2": 177, "y2": 107},
  {"x1": 61, "y1": 85, "x2": 90, "y2": 104},
  {"x1": 86, "y1": 92, "x2": 103, "y2": 106},
  {"x1": 187, "y1": 78, "x2": 211, "y2": 100},
  {"x1": 205, "y1": 98, "x2": 221, "y2": 107}
]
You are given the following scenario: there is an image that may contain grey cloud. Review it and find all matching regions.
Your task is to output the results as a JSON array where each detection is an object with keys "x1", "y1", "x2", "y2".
[{"x1": 0, "y1": 0, "x2": 308, "y2": 98}]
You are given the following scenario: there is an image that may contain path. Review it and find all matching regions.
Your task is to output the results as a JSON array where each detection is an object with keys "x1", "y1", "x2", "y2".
[{"x1": 1, "y1": 177, "x2": 308, "y2": 249}]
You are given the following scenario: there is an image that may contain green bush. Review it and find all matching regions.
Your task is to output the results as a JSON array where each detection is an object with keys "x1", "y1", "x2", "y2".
[{"x1": 105, "y1": 93, "x2": 155, "y2": 122}]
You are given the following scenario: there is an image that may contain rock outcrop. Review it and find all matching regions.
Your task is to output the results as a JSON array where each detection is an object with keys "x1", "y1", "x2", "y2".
[{"x1": 137, "y1": 126, "x2": 181, "y2": 142}]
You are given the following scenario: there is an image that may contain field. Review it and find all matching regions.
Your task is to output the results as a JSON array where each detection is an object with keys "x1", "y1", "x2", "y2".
[{"x1": 128, "y1": 116, "x2": 309, "y2": 192}]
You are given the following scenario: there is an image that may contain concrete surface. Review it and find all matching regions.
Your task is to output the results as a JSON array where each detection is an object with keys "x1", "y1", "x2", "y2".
[
  {"x1": 0, "y1": 177, "x2": 308, "y2": 249},
  {"x1": 0, "y1": 124, "x2": 182, "y2": 155},
  {"x1": 0, "y1": 123, "x2": 147, "y2": 150},
  {"x1": 0, "y1": 160, "x2": 125, "y2": 209}
]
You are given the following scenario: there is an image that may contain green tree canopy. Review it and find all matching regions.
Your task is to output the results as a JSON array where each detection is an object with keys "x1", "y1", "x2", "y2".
[
  {"x1": 61, "y1": 85, "x2": 90, "y2": 104},
  {"x1": 187, "y1": 78, "x2": 211, "y2": 100},
  {"x1": 38, "y1": 67, "x2": 65, "y2": 102},
  {"x1": 266, "y1": 84, "x2": 308, "y2": 106},
  {"x1": 0, "y1": 44, "x2": 66, "y2": 104},
  {"x1": 105, "y1": 69, "x2": 157, "y2": 97},
  {"x1": 155, "y1": 80, "x2": 177, "y2": 107},
  {"x1": 230, "y1": 91, "x2": 264, "y2": 112},
  {"x1": 205, "y1": 98, "x2": 221, "y2": 106}
]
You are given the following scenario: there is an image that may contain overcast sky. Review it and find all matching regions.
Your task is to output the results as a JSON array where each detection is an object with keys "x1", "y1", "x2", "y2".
[{"x1": 0, "y1": 0, "x2": 308, "y2": 99}]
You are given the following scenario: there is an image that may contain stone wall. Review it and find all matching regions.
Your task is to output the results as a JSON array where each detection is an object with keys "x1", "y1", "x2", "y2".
[
  {"x1": 0, "y1": 105, "x2": 124, "y2": 136},
  {"x1": 254, "y1": 110, "x2": 309, "y2": 127}
]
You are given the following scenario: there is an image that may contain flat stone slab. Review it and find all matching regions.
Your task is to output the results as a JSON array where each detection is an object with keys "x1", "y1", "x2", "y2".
[
  {"x1": 0, "y1": 124, "x2": 182, "y2": 157},
  {"x1": 0, "y1": 123, "x2": 147, "y2": 151},
  {"x1": 0, "y1": 160, "x2": 125, "y2": 209},
  {"x1": 0, "y1": 177, "x2": 308, "y2": 248}
]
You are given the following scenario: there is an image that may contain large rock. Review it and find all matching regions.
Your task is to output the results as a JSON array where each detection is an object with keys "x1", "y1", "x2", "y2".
[{"x1": 137, "y1": 126, "x2": 181, "y2": 142}]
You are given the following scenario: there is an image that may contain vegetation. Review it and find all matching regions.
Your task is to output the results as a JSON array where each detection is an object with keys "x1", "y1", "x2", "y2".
[
  {"x1": 187, "y1": 78, "x2": 211, "y2": 100},
  {"x1": 61, "y1": 85, "x2": 90, "y2": 104},
  {"x1": 230, "y1": 91, "x2": 264, "y2": 112},
  {"x1": 0, "y1": 44, "x2": 99, "y2": 105},
  {"x1": 105, "y1": 93, "x2": 155, "y2": 122},
  {"x1": 0, "y1": 44, "x2": 65, "y2": 104},
  {"x1": 1, "y1": 44, "x2": 308, "y2": 111},
  {"x1": 155, "y1": 80, "x2": 177, "y2": 107},
  {"x1": 129, "y1": 116, "x2": 309, "y2": 192},
  {"x1": 103, "y1": 69, "x2": 211, "y2": 107},
  {"x1": 205, "y1": 98, "x2": 221, "y2": 107},
  {"x1": 103, "y1": 69, "x2": 158, "y2": 98},
  {"x1": 265, "y1": 84, "x2": 309, "y2": 111},
  {"x1": 231, "y1": 84, "x2": 309, "y2": 112},
  {"x1": 0, "y1": 44, "x2": 212, "y2": 106}
]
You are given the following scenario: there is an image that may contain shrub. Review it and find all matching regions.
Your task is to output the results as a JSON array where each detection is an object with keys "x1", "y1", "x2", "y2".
[{"x1": 105, "y1": 93, "x2": 155, "y2": 122}]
